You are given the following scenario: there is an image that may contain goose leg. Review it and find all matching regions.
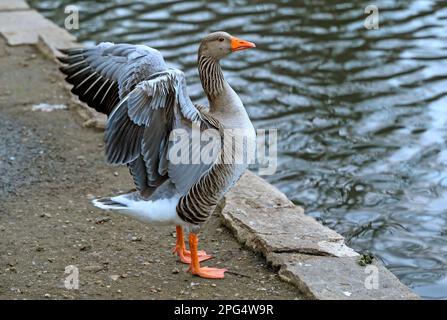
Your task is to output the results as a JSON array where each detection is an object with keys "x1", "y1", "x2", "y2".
[
  {"x1": 172, "y1": 226, "x2": 212, "y2": 264},
  {"x1": 187, "y1": 232, "x2": 227, "y2": 279}
]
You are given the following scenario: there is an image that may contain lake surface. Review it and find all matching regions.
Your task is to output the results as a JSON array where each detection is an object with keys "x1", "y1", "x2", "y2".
[{"x1": 28, "y1": 0, "x2": 447, "y2": 299}]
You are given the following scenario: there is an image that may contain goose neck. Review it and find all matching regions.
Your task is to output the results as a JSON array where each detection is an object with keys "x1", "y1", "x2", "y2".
[{"x1": 198, "y1": 55, "x2": 225, "y2": 100}]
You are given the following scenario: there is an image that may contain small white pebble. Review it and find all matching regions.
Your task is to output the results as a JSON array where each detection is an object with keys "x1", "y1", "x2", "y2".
[{"x1": 32, "y1": 103, "x2": 67, "y2": 112}]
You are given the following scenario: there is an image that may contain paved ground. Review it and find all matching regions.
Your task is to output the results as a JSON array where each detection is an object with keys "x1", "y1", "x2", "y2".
[{"x1": 0, "y1": 37, "x2": 302, "y2": 299}]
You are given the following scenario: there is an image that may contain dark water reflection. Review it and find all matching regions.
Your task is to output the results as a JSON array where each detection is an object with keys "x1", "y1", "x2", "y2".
[{"x1": 28, "y1": 0, "x2": 447, "y2": 299}]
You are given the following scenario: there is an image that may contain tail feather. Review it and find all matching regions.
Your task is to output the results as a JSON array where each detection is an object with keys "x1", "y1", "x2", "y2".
[
  {"x1": 92, "y1": 197, "x2": 128, "y2": 210},
  {"x1": 91, "y1": 193, "x2": 182, "y2": 225}
]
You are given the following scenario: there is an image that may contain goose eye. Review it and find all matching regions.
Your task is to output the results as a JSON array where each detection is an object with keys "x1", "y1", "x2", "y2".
[{"x1": 218, "y1": 38, "x2": 224, "y2": 42}]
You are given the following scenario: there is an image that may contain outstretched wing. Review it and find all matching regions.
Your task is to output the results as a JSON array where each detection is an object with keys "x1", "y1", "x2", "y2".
[
  {"x1": 58, "y1": 44, "x2": 222, "y2": 197},
  {"x1": 58, "y1": 43, "x2": 167, "y2": 115},
  {"x1": 105, "y1": 69, "x2": 221, "y2": 196}
]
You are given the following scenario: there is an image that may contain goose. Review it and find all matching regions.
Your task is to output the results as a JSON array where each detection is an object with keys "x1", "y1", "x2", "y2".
[{"x1": 57, "y1": 31, "x2": 256, "y2": 279}]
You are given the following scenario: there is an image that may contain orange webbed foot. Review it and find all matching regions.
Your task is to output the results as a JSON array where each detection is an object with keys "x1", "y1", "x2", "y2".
[
  {"x1": 172, "y1": 226, "x2": 212, "y2": 264},
  {"x1": 187, "y1": 232, "x2": 227, "y2": 279},
  {"x1": 172, "y1": 246, "x2": 212, "y2": 264},
  {"x1": 188, "y1": 266, "x2": 227, "y2": 279}
]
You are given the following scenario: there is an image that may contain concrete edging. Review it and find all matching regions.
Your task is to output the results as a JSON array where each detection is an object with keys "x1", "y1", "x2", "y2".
[
  {"x1": 222, "y1": 172, "x2": 418, "y2": 299},
  {"x1": 0, "y1": 0, "x2": 419, "y2": 300}
]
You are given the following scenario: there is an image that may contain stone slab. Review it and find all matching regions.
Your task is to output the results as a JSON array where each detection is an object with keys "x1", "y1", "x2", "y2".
[
  {"x1": 271, "y1": 253, "x2": 419, "y2": 300},
  {"x1": 222, "y1": 171, "x2": 358, "y2": 258},
  {"x1": 0, "y1": 10, "x2": 76, "y2": 52},
  {"x1": 221, "y1": 172, "x2": 418, "y2": 299},
  {"x1": 0, "y1": 0, "x2": 28, "y2": 11}
]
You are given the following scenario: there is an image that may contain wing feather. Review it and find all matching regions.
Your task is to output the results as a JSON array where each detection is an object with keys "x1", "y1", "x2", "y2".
[
  {"x1": 57, "y1": 42, "x2": 167, "y2": 115},
  {"x1": 59, "y1": 44, "x2": 222, "y2": 198},
  {"x1": 104, "y1": 69, "x2": 219, "y2": 195}
]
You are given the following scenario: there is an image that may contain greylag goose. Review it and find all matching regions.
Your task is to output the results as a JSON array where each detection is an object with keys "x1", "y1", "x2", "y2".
[{"x1": 57, "y1": 31, "x2": 256, "y2": 279}]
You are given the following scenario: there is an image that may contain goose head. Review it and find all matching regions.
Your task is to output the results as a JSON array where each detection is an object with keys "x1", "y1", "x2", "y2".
[{"x1": 198, "y1": 31, "x2": 256, "y2": 60}]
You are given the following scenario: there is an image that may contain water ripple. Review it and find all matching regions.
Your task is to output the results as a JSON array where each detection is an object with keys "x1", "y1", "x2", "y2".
[{"x1": 29, "y1": 0, "x2": 447, "y2": 299}]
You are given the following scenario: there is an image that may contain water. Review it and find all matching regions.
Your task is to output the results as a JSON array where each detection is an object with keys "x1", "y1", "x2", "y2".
[{"x1": 28, "y1": 0, "x2": 447, "y2": 299}]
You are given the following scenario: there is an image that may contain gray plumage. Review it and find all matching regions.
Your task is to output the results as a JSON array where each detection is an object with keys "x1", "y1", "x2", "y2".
[{"x1": 58, "y1": 31, "x2": 256, "y2": 226}]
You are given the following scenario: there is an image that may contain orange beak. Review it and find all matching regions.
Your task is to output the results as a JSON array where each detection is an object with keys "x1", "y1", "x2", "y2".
[{"x1": 230, "y1": 36, "x2": 256, "y2": 52}]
